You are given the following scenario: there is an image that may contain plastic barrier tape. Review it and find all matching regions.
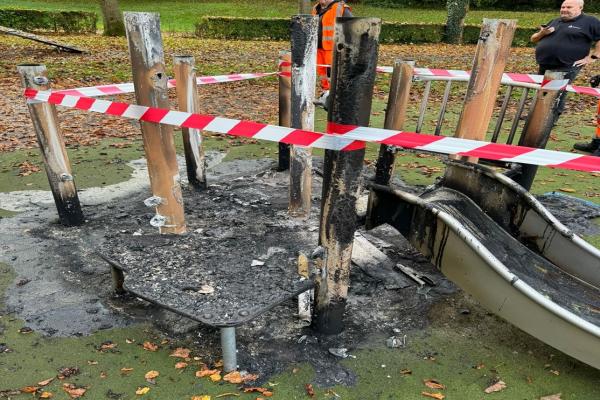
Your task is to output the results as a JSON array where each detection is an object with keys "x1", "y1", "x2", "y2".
[{"x1": 23, "y1": 88, "x2": 600, "y2": 173}]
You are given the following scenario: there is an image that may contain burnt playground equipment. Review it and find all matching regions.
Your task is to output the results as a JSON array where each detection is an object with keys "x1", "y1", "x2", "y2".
[{"x1": 17, "y1": 13, "x2": 600, "y2": 371}]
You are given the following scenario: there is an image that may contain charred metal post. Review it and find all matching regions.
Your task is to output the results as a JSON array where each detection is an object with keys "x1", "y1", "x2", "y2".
[
  {"x1": 314, "y1": 17, "x2": 381, "y2": 334},
  {"x1": 374, "y1": 59, "x2": 415, "y2": 186},
  {"x1": 289, "y1": 15, "x2": 318, "y2": 218},
  {"x1": 514, "y1": 70, "x2": 566, "y2": 191},
  {"x1": 173, "y1": 55, "x2": 207, "y2": 191},
  {"x1": 278, "y1": 51, "x2": 292, "y2": 171},
  {"x1": 220, "y1": 327, "x2": 237, "y2": 372},
  {"x1": 17, "y1": 64, "x2": 84, "y2": 226},
  {"x1": 453, "y1": 19, "x2": 517, "y2": 163},
  {"x1": 124, "y1": 13, "x2": 186, "y2": 234}
]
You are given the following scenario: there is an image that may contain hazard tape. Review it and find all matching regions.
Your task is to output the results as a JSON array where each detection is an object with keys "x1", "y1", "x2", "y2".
[
  {"x1": 53, "y1": 72, "x2": 277, "y2": 97},
  {"x1": 23, "y1": 88, "x2": 600, "y2": 173}
]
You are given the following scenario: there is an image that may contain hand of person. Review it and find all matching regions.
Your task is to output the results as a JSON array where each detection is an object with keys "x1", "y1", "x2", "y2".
[{"x1": 573, "y1": 55, "x2": 597, "y2": 67}]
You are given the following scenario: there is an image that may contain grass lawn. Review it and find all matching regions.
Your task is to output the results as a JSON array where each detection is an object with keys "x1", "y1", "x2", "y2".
[{"x1": 1, "y1": 0, "x2": 561, "y2": 32}]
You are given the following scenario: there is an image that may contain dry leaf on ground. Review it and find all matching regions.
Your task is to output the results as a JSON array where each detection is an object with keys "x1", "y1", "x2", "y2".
[
  {"x1": 144, "y1": 370, "x2": 159, "y2": 381},
  {"x1": 143, "y1": 342, "x2": 158, "y2": 352},
  {"x1": 170, "y1": 347, "x2": 191, "y2": 358},
  {"x1": 195, "y1": 369, "x2": 219, "y2": 378},
  {"x1": 421, "y1": 392, "x2": 445, "y2": 400},
  {"x1": 62, "y1": 384, "x2": 86, "y2": 399},
  {"x1": 484, "y1": 380, "x2": 507, "y2": 394},
  {"x1": 191, "y1": 396, "x2": 211, "y2": 400},
  {"x1": 423, "y1": 379, "x2": 446, "y2": 390},
  {"x1": 223, "y1": 371, "x2": 242, "y2": 384},
  {"x1": 136, "y1": 387, "x2": 150, "y2": 395},
  {"x1": 20, "y1": 386, "x2": 39, "y2": 393},
  {"x1": 37, "y1": 378, "x2": 54, "y2": 386},
  {"x1": 305, "y1": 383, "x2": 315, "y2": 397},
  {"x1": 540, "y1": 394, "x2": 562, "y2": 400},
  {"x1": 209, "y1": 373, "x2": 222, "y2": 382},
  {"x1": 40, "y1": 392, "x2": 53, "y2": 398},
  {"x1": 175, "y1": 362, "x2": 188, "y2": 369}
]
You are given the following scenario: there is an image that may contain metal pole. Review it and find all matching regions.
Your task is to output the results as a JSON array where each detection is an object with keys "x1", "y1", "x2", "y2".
[
  {"x1": 507, "y1": 87, "x2": 530, "y2": 145},
  {"x1": 453, "y1": 19, "x2": 517, "y2": 163},
  {"x1": 416, "y1": 80, "x2": 431, "y2": 133},
  {"x1": 374, "y1": 59, "x2": 415, "y2": 186},
  {"x1": 491, "y1": 85, "x2": 514, "y2": 142},
  {"x1": 17, "y1": 64, "x2": 84, "y2": 226},
  {"x1": 278, "y1": 51, "x2": 292, "y2": 171},
  {"x1": 173, "y1": 55, "x2": 207, "y2": 191},
  {"x1": 124, "y1": 12, "x2": 186, "y2": 234},
  {"x1": 435, "y1": 80, "x2": 453, "y2": 136},
  {"x1": 514, "y1": 70, "x2": 566, "y2": 191},
  {"x1": 289, "y1": 15, "x2": 318, "y2": 218},
  {"x1": 314, "y1": 17, "x2": 381, "y2": 335},
  {"x1": 220, "y1": 327, "x2": 237, "y2": 372}
]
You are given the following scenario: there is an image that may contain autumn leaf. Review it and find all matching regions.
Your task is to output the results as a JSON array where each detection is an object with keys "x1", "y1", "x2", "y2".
[
  {"x1": 540, "y1": 394, "x2": 562, "y2": 400},
  {"x1": 57, "y1": 367, "x2": 80, "y2": 379},
  {"x1": 20, "y1": 386, "x2": 39, "y2": 393},
  {"x1": 120, "y1": 367, "x2": 134, "y2": 374},
  {"x1": 136, "y1": 387, "x2": 150, "y2": 395},
  {"x1": 38, "y1": 378, "x2": 54, "y2": 386},
  {"x1": 143, "y1": 341, "x2": 158, "y2": 352},
  {"x1": 40, "y1": 392, "x2": 53, "y2": 398},
  {"x1": 559, "y1": 188, "x2": 576, "y2": 193},
  {"x1": 305, "y1": 383, "x2": 315, "y2": 398},
  {"x1": 421, "y1": 392, "x2": 445, "y2": 400},
  {"x1": 191, "y1": 396, "x2": 211, "y2": 400},
  {"x1": 170, "y1": 347, "x2": 191, "y2": 358},
  {"x1": 399, "y1": 369, "x2": 412, "y2": 375},
  {"x1": 209, "y1": 373, "x2": 222, "y2": 382},
  {"x1": 175, "y1": 362, "x2": 188, "y2": 369},
  {"x1": 62, "y1": 383, "x2": 86, "y2": 398},
  {"x1": 223, "y1": 371, "x2": 242, "y2": 384},
  {"x1": 144, "y1": 371, "x2": 160, "y2": 381},
  {"x1": 484, "y1": 380, "x2": 507, "y2": 394},
  {"x1": 98, "y1": 341, "x2": 117, "y2": 351},
  {"x1": 424, "y1": 379, "x2": 446, "y2": 390},
  {"x1": 195, "y1": 369, "x2": 219, "y2": 378}
]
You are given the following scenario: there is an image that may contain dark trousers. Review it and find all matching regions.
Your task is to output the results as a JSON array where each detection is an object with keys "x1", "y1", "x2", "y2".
[{"x1": 538, "y1": 65, "x2": 581, "y2": 115}]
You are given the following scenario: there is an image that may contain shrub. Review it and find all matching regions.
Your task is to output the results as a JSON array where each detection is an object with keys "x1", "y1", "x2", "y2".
[
  {"x1": 196, "y1": 16, "x2": 536, "y2": 46},
  {"x1": 0, "y1": 9, "x2": 97, "y2": 33}
]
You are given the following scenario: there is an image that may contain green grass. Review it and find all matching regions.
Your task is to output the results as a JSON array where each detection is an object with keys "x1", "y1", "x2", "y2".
[{"x1": 0, "y1": 0, "x2": 562, "y2": 32}]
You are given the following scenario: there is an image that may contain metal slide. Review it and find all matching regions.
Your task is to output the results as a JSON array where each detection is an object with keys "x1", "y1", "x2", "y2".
[{"x1": 367, "y1": 162, "x2": 600, "y2": 369}]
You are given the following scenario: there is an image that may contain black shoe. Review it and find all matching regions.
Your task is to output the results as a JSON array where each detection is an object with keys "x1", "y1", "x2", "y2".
[{"x1": 573, "y1": 138, "x2": 600, "y2": 153}]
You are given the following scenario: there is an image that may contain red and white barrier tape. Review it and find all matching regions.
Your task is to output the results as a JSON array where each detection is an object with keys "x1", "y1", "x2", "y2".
[
  {"x1": 23, "y1": 88, "x2": 600, "y2": 173},
  {"x1": 53, "y1": 72, "x2": 277, "y2": 97}
]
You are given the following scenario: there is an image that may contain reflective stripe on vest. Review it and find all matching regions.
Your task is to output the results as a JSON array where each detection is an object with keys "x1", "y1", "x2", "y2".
[{"x1": 312, "y1": 1, "x2": 349, "y2": 51}]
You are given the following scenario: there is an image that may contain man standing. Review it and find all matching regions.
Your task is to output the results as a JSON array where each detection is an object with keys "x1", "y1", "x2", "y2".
[
  {"x1": 531, "y1": 0, "x2": 600, "y2": 153},
  {"x1": 312, "y1": 0, "x2": 352, "y2": 107}
]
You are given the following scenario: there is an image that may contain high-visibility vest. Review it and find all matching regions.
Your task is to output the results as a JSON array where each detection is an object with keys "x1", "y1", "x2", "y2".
[{"x1": 312, "y1": 1, "x2": 350, "y2": 51}]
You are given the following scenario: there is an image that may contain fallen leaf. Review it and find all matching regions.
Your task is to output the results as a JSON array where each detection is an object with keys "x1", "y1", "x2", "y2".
[
  {"x1": 559, "y1": 188, "x2": 576, "y2": 193},
  {"x1": 100, "y1": 371, "x2": 107, "y2": 379},
  {"x1": 38, "y1": 378, "x2": 54, "y2": 386},
  {"x1": 62, "y1": 384, "x2": 86, "y2": 398},
  {"x1": 421, "y1": 392, "x2": 445, "y2": 400},
  {"x1": 144, "y1": 370, "x2": 160, "y2": 380},
  {"x1": 175, "y1": 362, "x2": 188, "y2": 369},
  {"x1": 550, "y1": 369, "x2": 560, "y2": 376},
  {"x1": 195, "y1": 369, "x2": 219, "y2": 378},
  {"x1": 400, "y1": 368, "x2": 412, "y2": 375},
  {"x1": 143, "y1": 342, "x2": 158, "y2": 352},
  {"x1": 98, "y1": 341, "x2": 117, "y2": 351},
  {"x1": 87, "y1": 361, "x2": 98, "y2": 365},
  {"x1": 198, "y1": 285, "x2": 215, "y2": 294},
  {"x1": 126, "y1": 338, "x2": 135, "y2": 344},
  {"x1": 424, "y1": 379, "x2": 446, "y2": 390},
  {"x1": 136, "y1": 387, "x2": 150, "y2": 395},
  {"x1": 40, "y1": 392, "x2": 53, "y2": 398},
  {"x1": 20, "y1": 386, "x2": 39, "y2": 393},
  {"x1": 121, "y1": 367, "x2": 134, "y2": 374},
  {"x1": 223, "y1": 371, "x2": 242, "y2": 384},
  {"x1": 209, "y1": 373, "x2": 222, "y2": 382},
  {"x1": 57, "y1": 367, "x2": 80, "y2": 379},
  {"x1": 305, "y1": 383, "x2": 315, "y2": 397},
  {"x1": 191, "y1": 396, "x2": 211, "y2": 400},
  {"x1": 540, "y1": 394, "x2": 562, "y2": 400},
  {"x1": 215, "y1": 393, "x2": 240, "y2": 398},
  {"x1": 484, "y1": 380, "x2": 507, "y2": 394},
  {"x1": 170, "y1": 347, "x2": 191, "y2": 358}
]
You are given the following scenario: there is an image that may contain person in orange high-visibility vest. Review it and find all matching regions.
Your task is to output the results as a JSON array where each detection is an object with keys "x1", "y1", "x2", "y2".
[{"x1": 312, "y1": 0, "x2": 352, "y2": 107}]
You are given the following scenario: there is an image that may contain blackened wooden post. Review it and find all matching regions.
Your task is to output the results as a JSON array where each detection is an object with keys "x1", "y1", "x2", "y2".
[
  {"x1": 278, "y1": 51, "x2": 292, "y2": 171},
  {"x1": 374, "y1": 59, "x2": 415, "y2": 185},
  {"x1": 125, "y1": 12, "x2": 186, "y2": 234},
  {"x1": 453, "y1": 19, "x2": 517, "y2": 163},
  {"x1": 314, "y1": 17, "x2": 381, "y2": 334},
  {"x1": 289, "y1": 15, "x2": 318, "y2": 218},
  {"x1": 514, "y1": 70, "x2": 566, "y2": 191},
  {"x1": 17, "y1": 64, "x2": 84, "y2": 226},
  {"x1": 173, "y1": 55, "x2": 207, "y2": 190}
]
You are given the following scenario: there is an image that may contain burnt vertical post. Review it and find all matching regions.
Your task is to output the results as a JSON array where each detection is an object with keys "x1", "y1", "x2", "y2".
[
  {"x1": 124, "y1": 12, "x2": 186, "y2": 234},
  {"x1": 514, "y1": 70, "x2": 566, "y2": 191},
  {"x1": 173, "y1": 55, "x2": 207, "y2": 191},
  {"x1": 17, "y1": 64, "x2": 84, "y2": 226},
  {"x1": 278, "y1": 51, "x2": 292, "y2": 171},
  {"x1": 289, "y1": 15, "x2": 318, "y2": 218},
  {"x1": 453, "y1": 19, "x2": 517, "y2": 163},
  {"x1": 313, "y1": 17, "x2": 381, "y2": 334},
  {"x1": 374, "y1": 59, "x2": 415, "y2": 186}
]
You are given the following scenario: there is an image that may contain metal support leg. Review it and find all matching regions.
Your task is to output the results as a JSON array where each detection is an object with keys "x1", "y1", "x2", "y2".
[{"x1": 220, "y1": 327, "x2": 237, "y2": 372}]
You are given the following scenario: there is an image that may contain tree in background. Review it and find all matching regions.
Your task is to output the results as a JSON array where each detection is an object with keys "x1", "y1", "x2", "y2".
[
  {"x1": 445, "y1": 0, "x2": 469, "y2": 44},
  {"x1": 99, "y1": 0, "x2": 125, "y2": 36}
]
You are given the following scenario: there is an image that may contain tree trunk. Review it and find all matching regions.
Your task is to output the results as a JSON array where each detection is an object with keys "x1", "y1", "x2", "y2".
[
  {"x1": 445, "y1": 0, "x2": 469, "y2": 44},
  {"x1": 100, "y1": 0, "x2": 125, "y2": 36}
]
